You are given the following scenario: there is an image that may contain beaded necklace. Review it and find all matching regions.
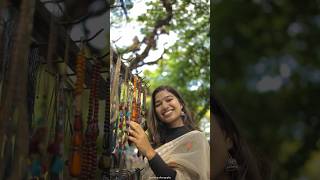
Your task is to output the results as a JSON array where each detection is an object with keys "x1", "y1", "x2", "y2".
[
  {"x1": 69, "y1": 45, "x2": 86, "y2": 177},
  {"x1": 81, "y1": 60, "x2": 100, "y2": 179},
  {"x1": 131, "y1": 76, "x2": 138, "y2": 123}
]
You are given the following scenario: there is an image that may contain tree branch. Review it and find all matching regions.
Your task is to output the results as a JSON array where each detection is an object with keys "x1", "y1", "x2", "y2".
[
  {"x1": 135, "y1": 48, "x2": 167, "y2": 69},
  {"x1": 128, "y1": 0, "x2": 173, "y2": 70}
]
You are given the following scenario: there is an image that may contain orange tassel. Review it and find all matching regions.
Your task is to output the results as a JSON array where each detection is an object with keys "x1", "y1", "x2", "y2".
[{"x1": 69, "y1": 150, "x2": 81, "y2": 177}]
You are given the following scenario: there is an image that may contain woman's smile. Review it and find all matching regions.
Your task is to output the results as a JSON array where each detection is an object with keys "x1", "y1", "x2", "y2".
[{"x1": 162, "y1": 109, "x2": 174, "y2": 117}]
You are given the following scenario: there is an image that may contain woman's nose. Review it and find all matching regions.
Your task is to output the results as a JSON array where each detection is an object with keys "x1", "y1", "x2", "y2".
[{"x1": 161, "y1": 102, "x2": 170, "y2": 110}]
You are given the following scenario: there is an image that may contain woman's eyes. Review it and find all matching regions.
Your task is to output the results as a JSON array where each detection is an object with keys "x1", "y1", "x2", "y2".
[
  {"x1": 155, "y1": 98, "x2": 173, "y2": 107},
  {"x1": 166, "y1": 98, "x2": 173, "y2": 102}
]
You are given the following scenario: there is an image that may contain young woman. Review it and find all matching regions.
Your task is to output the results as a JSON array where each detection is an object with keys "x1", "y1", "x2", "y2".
[
  {"x1": 128, "y1": 85, "x2": 210, "y2": 180},
  {"x1": 212, "y1": 95, "x2": 268, "y2": 180}
]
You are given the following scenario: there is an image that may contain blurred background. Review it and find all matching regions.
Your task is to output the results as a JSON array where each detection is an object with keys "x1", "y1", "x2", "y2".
[{"x1": 213, "y1": 0, "x2": 320, "y2": 179}]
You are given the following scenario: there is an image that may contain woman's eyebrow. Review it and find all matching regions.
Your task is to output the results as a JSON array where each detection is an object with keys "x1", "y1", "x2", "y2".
[{"x1": 155, "y1": 95, "x2": 174, "y2": 103}]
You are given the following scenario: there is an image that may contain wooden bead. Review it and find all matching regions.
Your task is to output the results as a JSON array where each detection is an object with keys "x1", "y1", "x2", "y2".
[{"x1": 69, "y1": 150, "x2": 81, "y2": 177}]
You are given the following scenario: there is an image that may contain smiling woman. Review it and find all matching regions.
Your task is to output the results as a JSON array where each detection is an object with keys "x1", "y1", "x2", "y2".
[{"x1": 128, "y1": 85, "x2": 210, "y2": 180}]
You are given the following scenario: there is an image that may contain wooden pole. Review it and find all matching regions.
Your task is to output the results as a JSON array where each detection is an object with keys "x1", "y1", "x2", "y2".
[{"x1": 0, "y1": 0, "x2": 36, "y2": 179}]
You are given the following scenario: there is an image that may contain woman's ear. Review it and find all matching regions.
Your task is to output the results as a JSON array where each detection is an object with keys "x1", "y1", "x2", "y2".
[{"x1": 226, "y1": 137, "x2": 233, "y2": 150}]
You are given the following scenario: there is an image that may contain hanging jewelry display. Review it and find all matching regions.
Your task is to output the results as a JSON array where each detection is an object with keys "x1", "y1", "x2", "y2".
[
  {"x1": 106, "y1": 51, "x2": 148, "y2": 179},
  {"x1": 81, "y1": 60, "x2": 101, "y2": 179},
  {"x1": 69, "y1": 42, "x2": 86, "y2": 177}
]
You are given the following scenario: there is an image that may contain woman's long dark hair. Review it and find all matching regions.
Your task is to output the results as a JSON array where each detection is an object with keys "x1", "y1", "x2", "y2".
[
  {"x1": 212, "y1": 95, "x2": 265, "y2": 180},
  {"x1": 147, "y1": 86, "x2": 198, "y2": 147}
]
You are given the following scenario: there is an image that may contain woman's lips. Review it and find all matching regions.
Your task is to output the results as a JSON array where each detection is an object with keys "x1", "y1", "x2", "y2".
[{"x1": 163, "y1": 109, "x2": 173, "y2": 117}]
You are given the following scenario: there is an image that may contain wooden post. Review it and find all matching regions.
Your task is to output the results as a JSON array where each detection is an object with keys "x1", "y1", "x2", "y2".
[{"x1": 0, "y1": 0, "x2": 36, "y2": 179}]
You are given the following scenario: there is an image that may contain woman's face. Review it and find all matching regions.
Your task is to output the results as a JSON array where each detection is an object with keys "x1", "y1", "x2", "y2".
[
  {"x1": 154, "y1": 90, "x2": 184, "y2": 128},
  {"x1": 212, "y1": 116, "x2": 233, "y2": 179}
]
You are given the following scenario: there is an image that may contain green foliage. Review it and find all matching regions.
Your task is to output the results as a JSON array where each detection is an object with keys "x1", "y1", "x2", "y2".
[
  {"x1": 141, "y1": 0, "x2": 210, "y2": 123},
  {"x1": 213, "y1": 0, "x2": 320, "y2": 179}
]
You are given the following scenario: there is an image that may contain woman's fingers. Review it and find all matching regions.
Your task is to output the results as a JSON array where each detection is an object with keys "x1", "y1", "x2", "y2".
[
  {"x1": 128, "y1": 129, "x2": 138, "y2": 138},
  {"x1": 129, "y1": 121, "x2": 143, "y2": 133},
  {"x1": 128, "y1": 135, "x2": 137, "y2": 143},
  {"x1": 129, "y1": 121, "x2": 138, "y2": 129}
]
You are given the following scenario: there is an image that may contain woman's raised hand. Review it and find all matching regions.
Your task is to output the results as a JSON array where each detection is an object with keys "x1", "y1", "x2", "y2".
[{"x1": 128, "y1": 121, "x2": 156, "y2": 160}]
